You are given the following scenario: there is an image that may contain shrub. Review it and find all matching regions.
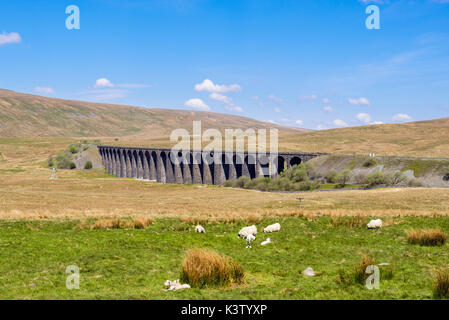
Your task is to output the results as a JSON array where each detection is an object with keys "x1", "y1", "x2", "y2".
[
  {"x1": 84, "y1": 161, "x2": 93, "y2": 170},
  {"x1": 326, "y1": 170, "x2": 338, "y2": 183},
  {"x1": 93, "y1": 218, "x2": 122, "y2": 229},
  {"x1": 353, "y1": 173, "x2": 366, "y2": 185},
  {"x1": 69, "y1": 145, "x2": 79, "y2": 154},
  {"x1": 335, "y1": 169, "x2": 351, "y2": 188},
  {"x1": 364, "y1": 171, "x2": 388, "y2": 187},
  {"x1": 234, "y1": 176, "x2": 250, "y2": 188},
  {"x1": 389, "y1": 171, "x2": 407, "y2": 185},
  {"x1": 363, "y1": 158, "x2": 377, "y2": 168},
  {"x1": 55, "y1": 151, "x2": 72, "y2": 169},
  {"x1": 434, "y1": 268, "x2": 449, "y2": 299},
  {"x1": 407, "y1": 228, "x2": 447, "y2": 246},
  {"x1": 47, "y1": 156, "x2": 55, "y2": 168},
  {"x1": 180, "y1": 249, "x2": 245, "y2": 288},
  {"x1": 280, "y1": 164, "x2": 308, "y2": 183},
  {"x1": 69, "y1": 162, "x2": 76, "y2": 170}
]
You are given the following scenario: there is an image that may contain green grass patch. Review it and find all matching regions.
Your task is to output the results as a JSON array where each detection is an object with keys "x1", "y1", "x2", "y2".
[{"x1": 1, "y1": 216, "x2": 449, "y2": 299}]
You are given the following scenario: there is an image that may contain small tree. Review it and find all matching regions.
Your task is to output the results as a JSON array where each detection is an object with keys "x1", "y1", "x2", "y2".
[
  {"x1": 389, "y1": 171, "x2": 407, "y2": 185},
  {"x1": 336, "y1": 169, "x2": 351, "y2": 188},
  {"x1": 69, "y1": 162, "x2": 76, "y2": 170},
  {"x1": 84, "y1": 161, "x2": 93, "y2": 170}
]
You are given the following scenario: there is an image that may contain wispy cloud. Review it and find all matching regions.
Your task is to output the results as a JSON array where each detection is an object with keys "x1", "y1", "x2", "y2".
[
  {"x1": 392, "y1": 113, "x2": 412, "y2": 122},
  {"x1": 348, "y1": 97, "x2": 370, "y2": 105},
  {"x1": 209, "y1": 93, "x2": 243, "y2": 113},
  {"x1": 333, "y1": 119, "x2": 348, "y2": 127},
  {"x1": 356, "y1": 113, "x2": 372, "y2": 123},
  {"x1": 34, "y1": 87, "x2": 54, "y2": 94},
  {"x1": 0, "y1": 32, "x2": 21, "y2": 46},
  {"x1": 269, "y1": 94, "x2": 283, "y2": 103},
  {"x1": 323, "y1": 106, "x2": 334, "y2": 113}
]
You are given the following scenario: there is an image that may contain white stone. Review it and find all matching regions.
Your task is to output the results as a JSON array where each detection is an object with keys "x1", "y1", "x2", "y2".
[{"x1": 303, "y1": 267, "x2": 316, "y2": 277}]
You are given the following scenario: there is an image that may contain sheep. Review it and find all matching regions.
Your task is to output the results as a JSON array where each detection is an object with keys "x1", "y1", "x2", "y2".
[
  {"x1": 238, "y1": 225, "x2": 257, "y2": 239},
  {"x1": 246, "y1": 234, "x2": 256, "y2": 248},
  {"x1": 261, "y1": 238, "x2": 271, "y2": 246},
  {"x1": 195, "y1": 225, "x2": 205, "y2": 234},
  {"x1": 263, "y1": 223, "x2": 281, "y2": 233},
  {"x1": 367, "y1": 219, "x2": 382, "y2": 229},
  {"x1": 164, "y1": 279, "x2": 191, "y2": 291}
]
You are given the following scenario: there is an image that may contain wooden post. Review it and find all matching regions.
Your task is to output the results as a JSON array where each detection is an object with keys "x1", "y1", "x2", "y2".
[{"x1": 297, "y1": 197, "x2": 303, "y2": 209}]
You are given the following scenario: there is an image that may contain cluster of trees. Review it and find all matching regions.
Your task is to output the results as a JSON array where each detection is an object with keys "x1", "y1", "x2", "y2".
[
  {"x1": 47, "y1": 142, "x2": 96, "y2": 170},
  {"x1": 224, "y1": 162, "x2": 421, "y2": 192}
]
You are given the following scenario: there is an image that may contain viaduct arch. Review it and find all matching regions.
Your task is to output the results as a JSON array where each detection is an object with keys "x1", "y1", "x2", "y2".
[{"x1": 98, "y1": 146, "x2": 326, "y2": 185}]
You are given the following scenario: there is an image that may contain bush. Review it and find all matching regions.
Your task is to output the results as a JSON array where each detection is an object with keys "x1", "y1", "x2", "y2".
[
  {"x1": 69, "y1": 162, "x2": 76, "y2": 170},
  {"x1": 326, "y1": 170, "x2": 338, "y2": 183},
  {"x1": 354, "y1": 255, "x2": 376, "y2": 284},
  {"x1": 364, "y1": 171, "x2": 388, "y2": 187},
  {"x1": 335, "y1": 169, "x2": 351, "y2": 188},
  {"x1": 69, "y1": 145, "x2": 79, "y2": 154},
  {"x1": 353, "y1": 173, "x2": 366, "y2": 185},
  {"x1": 55, "y1": 151, "x2": 72, "y2": 169},
  {"x1": 47, "y1": 156, "x2": 55, "y2": 168},
  {"x1": 389, "y1": 171, "x2": 407, "y2": 185},
  {"x1": 434, "y1": 268, "x2": 449, "y2": 299},
  {"x1": 234, "y1": 176, "x2": 250, "y2": 188},
  {"x1": 363, "y1": 158, "x2": 377, "y2": 168},
  {"x1": 84, "y1": 161, "x2": 93, "y2": 170},
  {"x1": 180, "y1": 249, "x2": 245, "y2": 288},
  {"x1": 280, "y1": 164, "x2": 308, "y2": 183},
  {"x1": 407, "y1": 228, "x2": 447, "y2": 246}
]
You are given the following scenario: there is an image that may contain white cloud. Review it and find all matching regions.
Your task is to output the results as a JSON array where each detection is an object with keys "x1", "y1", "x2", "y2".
[
  {"x1": 194, "y1": 79, "x2": 241, "y2": 93},
  {"x1": 269, "y1": 94, "x2": 283, "y2": 103},
  {"x1": 86, "y1": 89, "x2": 128, "y2": 100},
  {"x1": 372, "y1": 121, "x2": 384, "y2": 125},
  {"x1": 94, "y1": 78, "x2": 114, "y2": 88},
  {"x1": 348, "y1": 97, "x2": 370, "y2": 106},
  {"x1": 317, "y1": 124, "x2": 328, "y2": 130},
  {"x1": 274, "y1": 107, "x2": 281, "y2": 113},
  {"x1": 295, "y1": 120, "x2": 304, "y2": 126},
  {"x1": 225, "y1": 105, "x2": 243, "y2": 113},
  {"x1": 34, "y1": 87, "x2": 54, "y2": 94},
  {"x1": 333, "y1": 119, "x2": 348, "y2": 127},
  {"x1": 322, "y1": 98, "x2": 331, "y2": 104},
  {"x1": 251, "y1": 96, "x2": 259, "y2": 100},
  {"x1": 356, "y1": 113, "x2": 372, "y2": 123},
  {"x1": 323, "y1": 106, "x2": 334, "y2": 113},
  {"x1": 392, "y1": 113, "x2": 412, "y2": 122},
  {"x1": 0, "y1": 32, "x2": 21, "y2": 46},
  {"x1": 209, "y1": 93, "x2": 232, "y2": 104},
  {"x1": 185, "y1": 98, "x2": 210, "y2": 111}
]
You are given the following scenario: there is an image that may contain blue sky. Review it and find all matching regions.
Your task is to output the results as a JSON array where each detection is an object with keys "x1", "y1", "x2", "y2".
[{"x1": 0, "y1": 0, "x2": 448, "y2": 130}]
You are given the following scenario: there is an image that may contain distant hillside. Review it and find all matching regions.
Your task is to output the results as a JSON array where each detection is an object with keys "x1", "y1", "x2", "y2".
[
  {"x1": 278, "y1": 118, "x2": 449, "y2": 157},
  {"x1": 0, "y1": 89, "x2": 303, "y2": 138}
]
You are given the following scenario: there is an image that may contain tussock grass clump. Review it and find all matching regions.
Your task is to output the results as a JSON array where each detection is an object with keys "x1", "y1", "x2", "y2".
[
  {"x1": 133, "y1": 217, "x2": 154, "y2": 229},
  {"x1": 434, "y1": 268, "x2": 449, "y2": 299},
  {"x1": 407, "y1": 228, "x2": 447, "y2": 246},
  {"x1": 354, "y1": 255, "x2": 376, "y2": 284},
  {"x1": 93, "y1": 217, "x2": 122, "y2": 229},
  {"x1": 180, "y1": 249, "x2": 245, "y2": 288},
  {"x1": 330, "y1": 216, "x2": 366, "y2": 228}
]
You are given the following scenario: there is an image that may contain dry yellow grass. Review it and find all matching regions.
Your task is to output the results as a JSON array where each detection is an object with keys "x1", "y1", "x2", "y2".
[
  {"x1": 180, "y1": 249, "x2": 245, "y2": 288},
  {"x1": 407, "y1": 228, "x2": 448, "y2": 246},
  {"x1": 2, "y1": 137, "x2": 449, "y2": 221}
]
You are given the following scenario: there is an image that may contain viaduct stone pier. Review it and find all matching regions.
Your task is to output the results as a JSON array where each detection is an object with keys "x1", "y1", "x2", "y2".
[{"x1": 98, "y1": 146, "x2": 326, "y2": 185}]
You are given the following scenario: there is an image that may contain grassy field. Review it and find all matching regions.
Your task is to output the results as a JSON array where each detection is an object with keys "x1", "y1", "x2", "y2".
[
  {"x1": 2, "y1": 137, "x2": 449, "y2": 299},
  {"x1": 1, "y1": 216, "x2": 449, "y2": 299}
]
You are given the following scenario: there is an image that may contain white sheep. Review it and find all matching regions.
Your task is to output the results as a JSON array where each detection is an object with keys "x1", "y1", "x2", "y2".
[
  {"x1": 238, "y1": 225, "x2": 257, "y2": 239},
  {"x1": 263, "y1": 223, "x2": 281, "y2": 233},
  {"x1": 261, "y1": 238, "x2": 271, "y2": 246},
  {"x1": 164, "y1": 280, "x2": 191, "y2": 291},
  {"x1": 195, "y1": 225, "x2": 205, "y2": 233},
  {"x1": 367, "y1": 219, "x2": 382, "y2": 229},
  {"x1": 246, "y1": 234, "x2": 256, "y2": 248}
]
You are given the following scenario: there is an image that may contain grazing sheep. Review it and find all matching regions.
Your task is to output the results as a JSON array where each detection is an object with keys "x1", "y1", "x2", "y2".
[
  {"x1": 261, "y1": 238, "x2": 271, "y2": 246},
  {"x1": 195, "y1": 225, "x2": 206, "y2": 234},
  {"x1": 238, "y1": 225, "x2": 257, "y2": 239},
  {"x1": 367, "y1": 219, "x2": 382, "y2": 229},
  {"x1": 263, "y1": 223, "x2": 281, "y2": 233},
  {"x1": 164, "y1": 279, "x2": 191, "y2": 291},
  {"x1": 246, "y1": 234, "x2": 256, "y2": 248}
]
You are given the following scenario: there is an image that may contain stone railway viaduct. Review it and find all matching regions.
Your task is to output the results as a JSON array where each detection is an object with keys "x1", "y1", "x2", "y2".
[{"x1": 98, "y1": 146, "x2": 326, "y2": 185}]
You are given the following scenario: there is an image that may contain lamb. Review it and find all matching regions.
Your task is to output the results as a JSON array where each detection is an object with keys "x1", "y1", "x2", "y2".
[
  {"x1": 367, "y1": 219, "x2": 382, "y2": 229},
  {"x1": 195, "y1": 225, "x2": 206, "y2": 233},
  {"x1": 263, "y1": 223, "x2": 281, "y2": 233},
  {"x1": 246, "y1": 234, "x2": 256, "y2": 248},
  {"x1": 261, "y1": 238, "x2": 271, "y2": 246},
  {"x1": 164, "y1": 280, "x2": 191, "y2": 291},
  {"x1": 238, "y1": 225, "x2": 257, "y2": 239}
]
